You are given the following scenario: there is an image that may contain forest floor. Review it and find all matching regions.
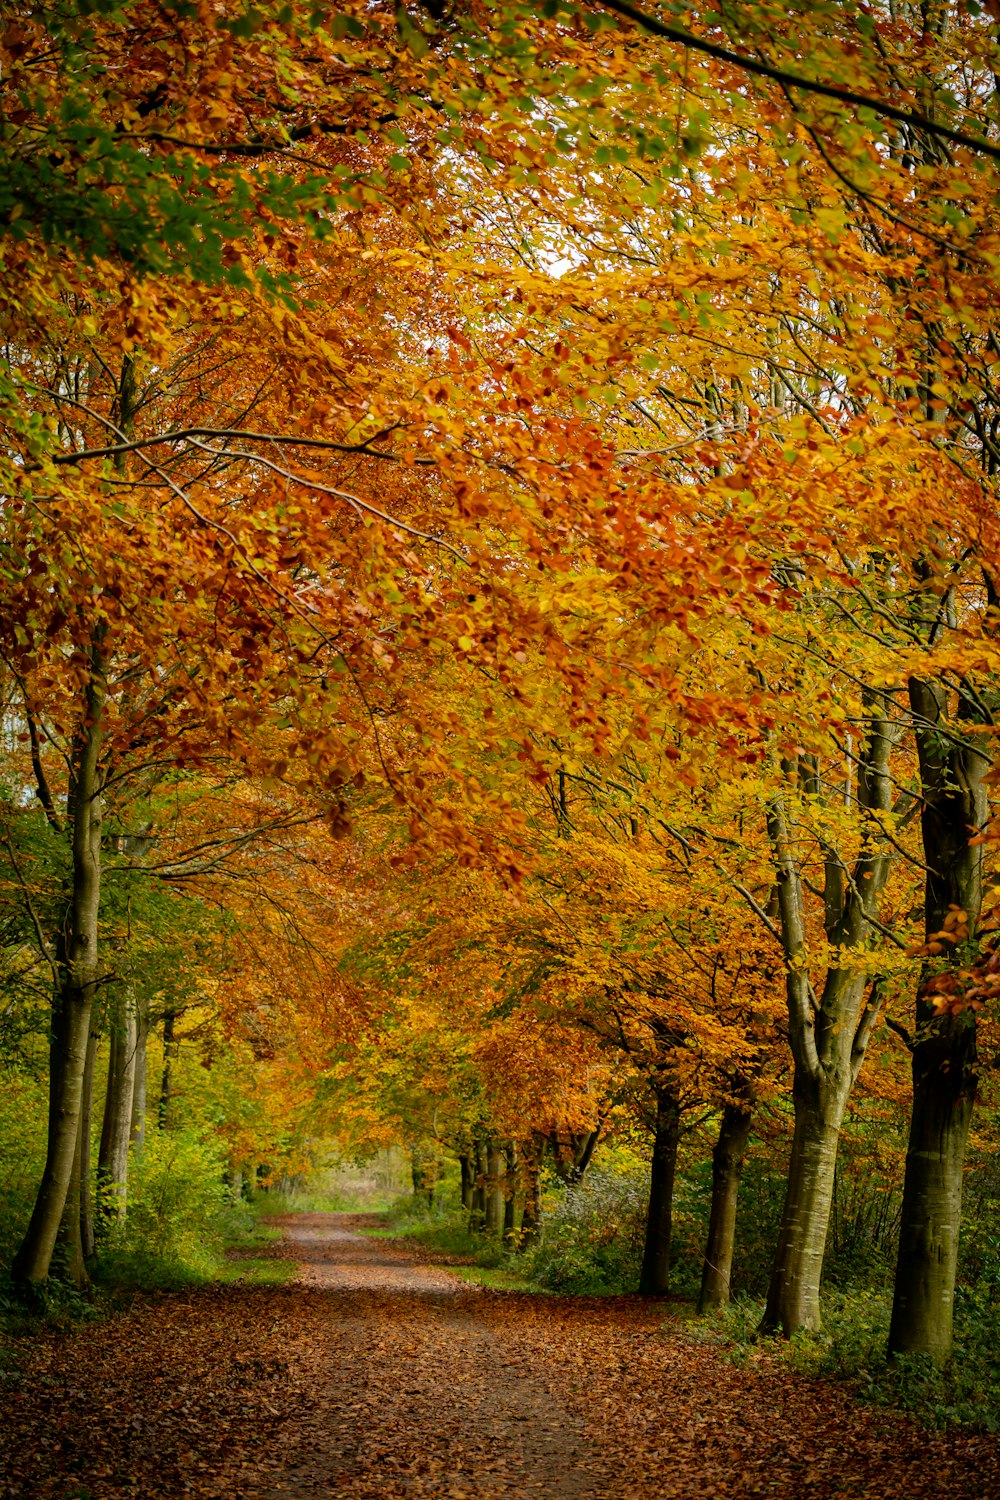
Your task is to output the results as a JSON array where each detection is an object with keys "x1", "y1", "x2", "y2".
[{"x1": 2, "y1": 1211, "x2": 999, "y2": 1500}]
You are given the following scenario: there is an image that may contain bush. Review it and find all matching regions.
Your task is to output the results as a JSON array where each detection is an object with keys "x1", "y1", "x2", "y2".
[
  {"x1": 521, "y1": 1164, "x2": 648, "y2": 1294},
  {"x1": 95, "y1": 1128, "x2": 244, "y2": 1289},
  {"x1": 381, "y1": 1195, "x2": 506, "y2": 1265}
]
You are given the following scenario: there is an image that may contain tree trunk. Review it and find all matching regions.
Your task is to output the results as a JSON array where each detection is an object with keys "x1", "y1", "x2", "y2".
[
  {"x1": 158, "y1": 1008, "x2": 176, "y2": 1129},
  {"x1": 96, "y1": 1003, "x2": 137, "y2": 1235},
  {"x1": 888, "y1": 674, "x2": 988, "y2": 1357},
  {"x1": 519, "y1": 1139, "x2": 542, "y2": 1249},
  {"x1": 130, "y1": 997, "x2": 149, "y2": 1151},
  {"x1": 760, "y1": 707, "x2": 894, "y2": 1334},
  {"x1": 80, "y1": 1028, "x2": 99, "y2": 1261},
  {"x1": 484, "y1": 1139, "x2": 503, "y2": 1234},
  {"x1": 471, "y1": 1139, "x2": 486, "y2": 1229},
  {"x1": 55, "y1": 1102, "x2": 88, "y2": 1287},
  {"x1": 888, "y1": 1014, "x2": 976, "y2": 1356},
  {"x1": 760, "y1": 1071, "x2": 846, "y2": 1333},
  {"x1": 698, "y1": 1101, "x2": 754, "y2": 1312},
  {"x1": 639, "y1": 1083, "x2": 680, "y2": 1296},
  {"x1": 459, "y1": 1152, "x2": 473, "y2": 1211},
  {"x1": 502, "y1": 1143, "x2": 517, "y2": 1245},
  {"x1": 12, "y1": 657, "x2": 106, "y2": 1284}
]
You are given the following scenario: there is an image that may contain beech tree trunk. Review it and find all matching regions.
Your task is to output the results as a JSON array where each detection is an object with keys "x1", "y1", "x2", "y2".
[
  {"x1": 502, "y1": 1144, "x2": 518, "y2": 1245},
  {"x1": 761, "y1": 1072, "x2": 847, "y2": 1332},
  {"x1": 97, "y1": 1003, "x2": 138, "y2": 1234},
  {"x1": 459, "y1": 1152, "x2": 473, "y2": 1211},
  {"x1": 889, "y1": 674, "x2": 988, "y2": 1358},
  {"x1": 484, "y1": 1139, "x2": 503, "y2": 1233},
  {"x1": 471, "y1": 1139, "x2": 486, "y2": 1229},
  {"x1": 12, "y1": 657, "x2": 106, "y2": 1284},
  {"x1": 518, "y1": 1138, "x2": 542, "y2": 1249},
  {"x1": 639, "y1": 1083, "x2": 680, "y2": 1296},
  {"x1": 79, "y1": 1028, "x2": 99, "y2": 1261},
  {"x1": 158, "y1": 1008, "x2": 177, "y2": 1129},
  {"x1": 760, "y1": 708, "x2": 893, "y2": 1335},
  {"x1": 130, "y1": 998, "x2": 149, "y2": 1151},
  {"x1": 698, "y1": 1101, "x2": 754, "y2": 1312},
  {"x1": 55, "y1": 1102, "x2": 88, "y2": 1286}
]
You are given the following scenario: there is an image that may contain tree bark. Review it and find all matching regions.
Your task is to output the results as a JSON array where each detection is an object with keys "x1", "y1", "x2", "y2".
[
  {"x1": 761, "y1": 1071, "x2": 846, "y2": 1332},
  {"x1": 470, "y1": 1139, "x2": 486, "y2": 1229},
  {"x1": 502, "y1": 1143, "x2": 518, "y2": 1245},
  {"x1": 55, "y1": 1101, "x2": 88, "y2": 1286},
  {"x1": 12, "y1": 655, "x2": 106, "y2": 1284},
  {"x1": 79, "y1": 1028, "x2": 99, "y2": 1261},
  {"x1": 158, "y1": 1008, "x2": 177, "y2": 1129},
  {"x1": 888, "y1": 674, "x2": 989, "y2": 1357},
  {"x1": 698, "y1": 1101, "x2": 754, "y2": 1312},
  {"x1": 484, "y1": 1139, "x2": 503, "y2": 1234},
  {"x1": 459, "y1": 1152, "x2": 473, "y2": 1211},
  {"x1": 96, "y1": 1002, "x2": 137, "y2": 1235},
  {"x1": 639, "y1": 1083, "x2": 680, "y2": 1296},
  {"x1": 760, "y1": 706, "x2": 893, "y2": 1335},
  {"x1": 518, "y1": 1137, "x2": 542, "y2": 1249},
  {"x1": 130, "y1": 997, "x2": 149, "y2": 1151}
]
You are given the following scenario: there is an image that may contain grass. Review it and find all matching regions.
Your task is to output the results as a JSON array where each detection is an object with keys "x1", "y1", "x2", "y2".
[
  {"x1": 0, "y1": 1199, "x2": 298, "y2": 1339},
  {"x1": 363, "y1": 1205, "x2": 509, "y2": 1268},
  {"x1": 445, "y1": 1264, "x2": 547, "y2": 1292}
]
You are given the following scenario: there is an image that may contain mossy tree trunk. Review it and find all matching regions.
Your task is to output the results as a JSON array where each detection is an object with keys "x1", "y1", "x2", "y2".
[
  {"x1": 484, "y1": 1139, "x2": 503, "y2": 1233},
  {"x1": 13, "y1": 655, "x2": 106, "y2": 1284},
  {"x1": 97, "y1": 999, "x2": 137, "y2": 1236},
  {"x1": 459, "y1": 1152, "x2": 473, "y2": 1211},
  {"x1": 79, "y1": 1028, "x2": 99, "y2": 1261},
  {"x1": 129, "y1": 996, "x2": 149, "y2": 1152},
  {"x1": 888, "y1": 674, "x2": 989, "y2": 1358},
  {"x1": 698, "y1": 1099, "x2": 754, "y2": 1312},
  {"x1": 518, "y1": 1136, "x2": 543, "y2": 1249}
]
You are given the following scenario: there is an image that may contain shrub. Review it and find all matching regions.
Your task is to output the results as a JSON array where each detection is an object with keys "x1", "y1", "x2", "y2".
[
  {"x1": 695, "y1": 1285, "x2": 1000, "y2": 1432},
  {"x1": 521, "y1": 1164, "x2": 648, "y2": 1294},
  {"x1": 96, "y1": 1128, "x2": 242, "y2": 1289}
]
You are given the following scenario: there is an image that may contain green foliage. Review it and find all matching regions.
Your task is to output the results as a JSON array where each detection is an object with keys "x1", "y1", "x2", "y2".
[
  {"x1": 253, "y1": 1185, "x2": 352, "y2": 1216},
  {"x1": 520, "y1": 1164, "x2": 647, "y2": 1294},
  {"x1": 381, "y1": 1195, "x2": 507, "y2": 1267},
  {"x1": 696, "y1": 1284, "x2": 1000, "y2": 1433},
  {"x1": 94, "y1": 1128, "x2": 241, "y2": 1289},
  {"x1": 728, "y1": 1116, "x2": 905, "y2": 1299},
  {"x1": 0, "y1": 1071, "x2": 48, "y2": 1269}
]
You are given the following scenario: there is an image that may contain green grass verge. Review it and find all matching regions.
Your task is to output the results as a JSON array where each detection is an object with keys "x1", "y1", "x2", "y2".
[{"x1": 445, "y1": 1264, "x2": 548, "y2": 1292}]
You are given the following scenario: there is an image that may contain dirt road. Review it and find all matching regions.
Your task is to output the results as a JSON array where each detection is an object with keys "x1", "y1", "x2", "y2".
[
  {"x1": 4, "y1": 1213, "x2": 999, "y2": 1500},
  {"x1": 243, "y1": 1214, "x2": 1000, "y2": 1500}
]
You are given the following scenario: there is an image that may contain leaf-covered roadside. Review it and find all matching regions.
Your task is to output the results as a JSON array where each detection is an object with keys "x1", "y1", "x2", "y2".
[
  {"x1": 0, "y1": 1282, "x2": 308, "y2": 1500},
  {"x1": 3, "y1": 1214, "x2": 999, "y2": 1500}
]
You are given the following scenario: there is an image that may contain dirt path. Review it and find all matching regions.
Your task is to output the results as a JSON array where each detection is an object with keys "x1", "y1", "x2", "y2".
[
  {"x1": 243, "y1": 1214, "x2": 1000, "y2": 1500},
  {"x1": 4, "y1": 1212, "x2": 1000, "y2": 1500},
  {"x1": 247, "y1": 1214, "x2": 599, "y2": 1499}
]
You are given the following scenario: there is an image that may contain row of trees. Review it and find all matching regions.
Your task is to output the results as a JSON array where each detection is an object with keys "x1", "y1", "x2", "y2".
[{"x1": 2, "y1": 0, "x2": 998, "y2": 1362}]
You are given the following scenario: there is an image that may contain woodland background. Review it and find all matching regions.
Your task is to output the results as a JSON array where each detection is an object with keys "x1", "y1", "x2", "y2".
[{"x1": 2, "y1": 0, "x2": 1000, "y2": 1439}]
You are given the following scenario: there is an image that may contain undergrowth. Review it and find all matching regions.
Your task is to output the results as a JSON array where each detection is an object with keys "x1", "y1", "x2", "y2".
[
  {"x1": 693, "y1": 1285, "x2": 1000, "y2": 1432},
  {"x1": 377, "y1": 1198, "x2": 507, "y2": 1267}
]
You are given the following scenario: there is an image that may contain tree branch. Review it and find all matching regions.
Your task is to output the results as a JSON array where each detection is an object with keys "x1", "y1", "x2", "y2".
[{"x1": 594, "y1": 0, "x2": 1000, "y2": 163}]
